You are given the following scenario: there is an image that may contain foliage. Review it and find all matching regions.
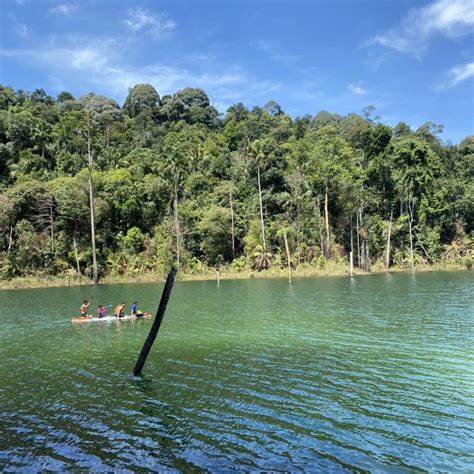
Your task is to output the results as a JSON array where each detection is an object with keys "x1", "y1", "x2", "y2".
[{"x1": 0, "y1": 83, "x2": 472, "y2": 280}]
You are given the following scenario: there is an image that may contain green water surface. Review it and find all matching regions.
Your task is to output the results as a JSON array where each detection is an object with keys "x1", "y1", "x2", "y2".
[{"x1": 1, "y1": 271, "x2": 473, "y2": 471}]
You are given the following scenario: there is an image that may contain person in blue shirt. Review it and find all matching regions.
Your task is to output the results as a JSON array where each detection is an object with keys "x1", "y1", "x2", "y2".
[
  {"x1": 131, "y1": 301, "x2": 138, "y2": 316},
  {"x1": 97, "y1": 305, "x2": 107, "y2": 318}
]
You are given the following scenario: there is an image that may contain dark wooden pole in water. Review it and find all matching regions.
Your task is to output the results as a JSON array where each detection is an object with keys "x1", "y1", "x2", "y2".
[{"x1": 133, "y1": 267, "x2": 177, "y2": 376}]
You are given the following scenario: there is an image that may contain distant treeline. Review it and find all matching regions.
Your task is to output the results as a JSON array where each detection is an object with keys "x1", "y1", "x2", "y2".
[{"x1": 0, "y1": 83, "x2": 472, "y2": 281}]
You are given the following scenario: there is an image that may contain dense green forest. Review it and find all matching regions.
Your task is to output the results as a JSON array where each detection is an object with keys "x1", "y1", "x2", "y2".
[{"x1": 0, "y1": 83, "x2": 472, "y2": 282}]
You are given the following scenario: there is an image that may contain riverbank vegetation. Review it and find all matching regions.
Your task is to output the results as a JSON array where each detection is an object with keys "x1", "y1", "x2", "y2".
[{"x1": 0, "y1": 84, "x2": 473, "y2": 285}]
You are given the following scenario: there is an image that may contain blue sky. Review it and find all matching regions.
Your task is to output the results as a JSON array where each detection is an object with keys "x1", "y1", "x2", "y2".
[{"x1": 0, "y1": 0, "x2": 473, "y2": 143}]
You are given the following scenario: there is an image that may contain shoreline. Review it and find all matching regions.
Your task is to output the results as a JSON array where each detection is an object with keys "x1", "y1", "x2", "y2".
[{"x1": 0, "y1": 261, "x2": 470, "y2": 290}]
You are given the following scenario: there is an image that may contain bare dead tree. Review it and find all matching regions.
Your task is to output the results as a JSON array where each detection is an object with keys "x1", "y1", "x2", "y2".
[
  {"x1": 386, "y1": 209, "x2": 393, "y2": 271},
  {"x1": 173, "y1": 176, "x2": 180, "y2": 273},
  {"x1": 229, "y1": 185, "x2": 235, "y2": 256},
  {"x1": 86, "y1": 113, "x2": 99, "y2": 284},
  {"x1": 407, "y1": 195, "x2": 416, "y2": 274},
  {"x1": 356, "y1": 206, "x2": 361, "y2": 267}
]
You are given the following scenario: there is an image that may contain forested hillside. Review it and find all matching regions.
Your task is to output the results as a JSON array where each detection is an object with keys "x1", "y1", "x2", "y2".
[{"x1": 0, "y1": 83, "x2": 472, "y2": 282}]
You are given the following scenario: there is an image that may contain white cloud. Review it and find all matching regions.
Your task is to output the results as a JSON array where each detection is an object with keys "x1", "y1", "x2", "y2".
[
  {"x1": 371, "y1": 0, "x2": 474, "y2": 54},
  {"x1": 254, "y1": 39, "x2": 300, "y2": 64},
  {"x1": 447, "y1": 61, "x2": 474, "y2": 86},
  {"x1": 348, "y1": 82, "x2": 367, "y2": 96},
  {"x1": 124, "y1": 8, "x2": 176, "y2": 37},
  {"x1": 0, "y1": 39, "x2": 116, "y2": 77},
  {"x1": 49, "y1": 3, "x2": 78, "y2": 15},
  {"x1": 69, "y1": 47, "x2": 108, "y2": 70},
  {"x1": 0, "y1": 38, "x2": 279, "y2": 110},
  {"x1": 10, "y1": 15, "x2": 29, "y2": 38},
  {"x1": 14, "y1": 23, "x2": 29, "y2": 39}
]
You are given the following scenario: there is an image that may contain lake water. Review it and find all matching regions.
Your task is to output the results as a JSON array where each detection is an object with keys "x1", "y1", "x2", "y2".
[{"x1": 1, "y1": 271, "x2": 473, "y2": 471}]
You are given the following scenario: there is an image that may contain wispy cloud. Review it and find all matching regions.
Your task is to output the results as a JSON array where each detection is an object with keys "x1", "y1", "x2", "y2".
[
  {"x1": 447, "y1": 61, "x2": 474, "y2": 86},
  {"x1": 348, "y1": 82, "x2": 367, "y2": 96},
  {"x1": 253, "y1": 39, "x2": 300, "y2": 64},
  {"x1": 49, "y1": 3, "x2": 78, "y2": 16},
  {"x1": 0, "y1": 41, "x2": 111, "y2": 75},
  {"x1": 10, "y1": 15, "x2": 29, "y2": 38},
  {"x1": 370, "y1": 0, "x2": 474, "y2": 54},
  {"x1": 0, "y1": 37, "x2": 279, "y2": 110},
  {"x1": 124, "y1": 8, "x2": 176, "y2": 37}
]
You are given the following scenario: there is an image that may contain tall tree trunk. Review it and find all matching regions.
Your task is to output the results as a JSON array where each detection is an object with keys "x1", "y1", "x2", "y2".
[
  {"x1": 174, "y1": 178, "x2": 180, "y2": 273},
  {"x1": 257, "y1": 165, "x2": 267, "y2": 255},
  {"x1": 7, "y1": 225, "x2": 13, "y2": 252},
  {"x1": 386, "y1": 209, "x2": 393, "y2": 271},
  {"x1": 296, "y1": 199, "x2": 301, "y2": 264},
  {"x1": 324, "y1": 185, "x2": 330, "y2": 257},
  {"x1": 365, "y1": 228, "x2": 370, "y2": 272},
  {"x1": 73, "y1": 232, "x2": 82, "y2": 285},
  {"x1": 229, "y1": 187, "x2": 235, "y2": 256},
  {"x1": 87, "y1": 120, "x2": 99, "y2": 284},
  {"x1": 359, "y1": 206, "x2": 370, "y2": 272},
  {"x1": 361, "y1": 235, "x2": 366, "y2": 272},
  {"x1": 408, "y1": 196, "x2": 415, "y2": 274},
  {"x1": 316, "y1": 197, "x2": 324, "y2": 256},
  {"x1": 350, "y1": 215, "x2": 354, "y2": 257},
  {"x1": 350, "y1": 216, "x2": 354, "y2": 276},
  {"x1": 356, "y1": 208, "x2": 361, "y2": 267},
  {"x1": 283, "y1": 231, "x2": 292, "y2": 284}
]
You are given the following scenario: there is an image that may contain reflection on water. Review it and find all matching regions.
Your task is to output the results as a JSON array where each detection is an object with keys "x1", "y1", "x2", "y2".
[{"x1": 1, "y1": 271, "x2": 474, "y2": 471}]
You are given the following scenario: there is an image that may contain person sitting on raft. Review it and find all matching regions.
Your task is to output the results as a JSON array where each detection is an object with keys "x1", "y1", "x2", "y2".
[
  {"x1": 97, "y1": 305, "x2": 107, "y2": 318},
  {"x1": 80, "y1": 299, "x2": 92, "y2": 318},
  {"x1": 114, "y1": 302, "x2": 126, "y2": 318},
  {"x1": 131, "y1": 301, "x2": 145, "y2": 318}
]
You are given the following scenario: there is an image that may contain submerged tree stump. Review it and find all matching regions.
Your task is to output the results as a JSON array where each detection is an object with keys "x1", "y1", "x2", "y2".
[{"x1": 133, "y1": 267, "x2": 177, "y2": 376}]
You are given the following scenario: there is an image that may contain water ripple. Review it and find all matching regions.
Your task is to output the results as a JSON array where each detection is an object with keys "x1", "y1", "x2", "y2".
[{"x1": 1, "y1": 271, "x2": 474, "y2": 471}]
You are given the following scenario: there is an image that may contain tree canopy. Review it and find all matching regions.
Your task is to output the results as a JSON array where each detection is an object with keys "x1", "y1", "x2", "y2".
[{"x1": 0, "y1": 82, "x2": 472, "y2": 281}]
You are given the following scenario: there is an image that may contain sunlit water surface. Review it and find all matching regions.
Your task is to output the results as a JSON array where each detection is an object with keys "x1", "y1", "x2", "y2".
[{"x1": 1, "y1": 271, "x2": 473, "y2": 471}]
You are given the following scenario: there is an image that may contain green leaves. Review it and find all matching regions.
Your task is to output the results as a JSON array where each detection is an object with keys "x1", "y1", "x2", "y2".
[
  {"x1": 123, "y1": 84, "x2": 161, "y2": 119},
  {"x1": 197, "y1": 206, "x2": 233, "y2": 265},
  {"x1": 305, "y1": 125, "x2": 355, "y2": 192},
  {"x1": 0, "y1": 83, "x2": 472, "y2": 279},
  {"x1": 392, "y1": 135, "x2": 440, "y2": 200}
]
